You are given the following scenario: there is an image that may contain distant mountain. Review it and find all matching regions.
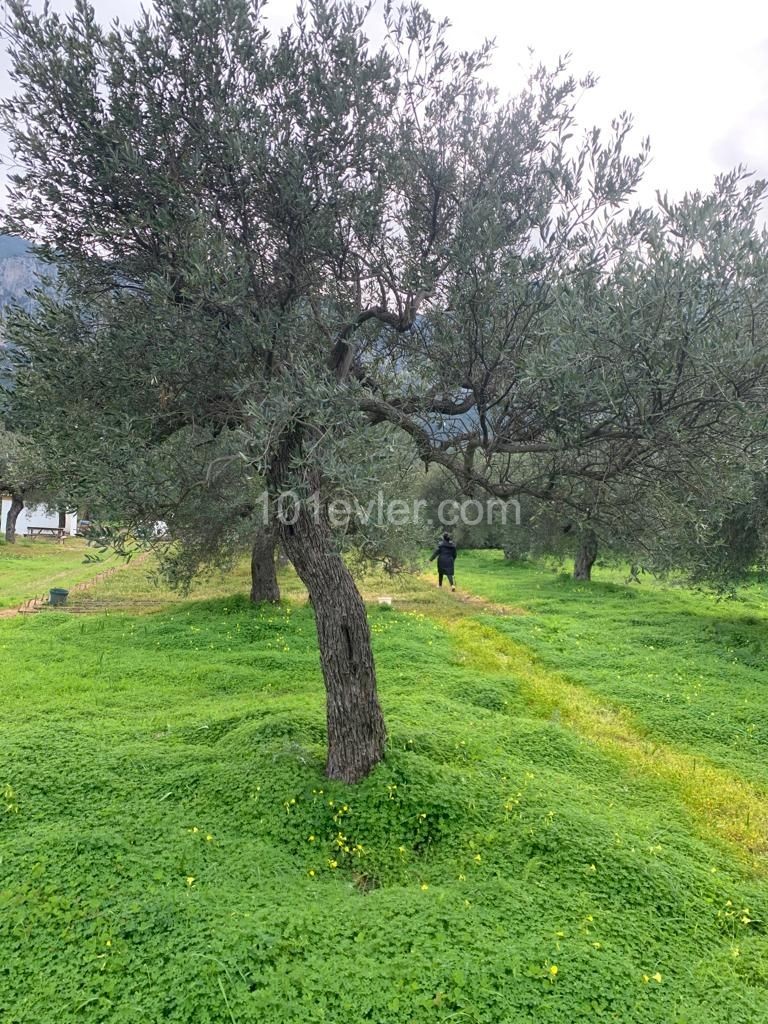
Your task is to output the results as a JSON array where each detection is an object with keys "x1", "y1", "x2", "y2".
[
  {"x1": 0, "y1": 235, "x2": 46, "y2": 392},
  {"x1": 0, "y1": 234, "x2": 31, "y2": 259},
  {"x1": 0, "y1": 234, "x2": 47, "y2": 313}
]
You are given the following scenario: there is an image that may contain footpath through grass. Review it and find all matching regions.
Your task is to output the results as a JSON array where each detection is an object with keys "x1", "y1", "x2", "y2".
[
  {"x1": 455, "y1": 551, "x2": 768, "y2": 793},
  {"x1": 1, "y1": 552, "x2": 768, "y2": 1022}
]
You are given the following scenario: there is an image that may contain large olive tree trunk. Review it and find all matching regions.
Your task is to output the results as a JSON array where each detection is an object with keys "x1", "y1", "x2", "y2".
[
  {"x1": 250, "y1": 530, "x2": 280, "y2": 603},
  {"x1": 4, "y1": 493, "x2": 24, "y2": 543},
  {"x1": 277, "y1": 501, "x2": 386, "y2": 783},
  {"x1": 573, "y1": 527, "x2": 598, "y2": 581}
]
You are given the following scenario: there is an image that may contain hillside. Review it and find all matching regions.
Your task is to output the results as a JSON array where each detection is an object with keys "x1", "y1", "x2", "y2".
[
  {"x1": 0, "y1": 234, "x2": 47, "y2": 389},
  {"x1": 0, "y1": 234, "x2": 43, "y2": 312}
]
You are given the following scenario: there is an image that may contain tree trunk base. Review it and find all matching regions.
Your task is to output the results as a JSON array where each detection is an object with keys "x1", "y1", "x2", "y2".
[
  {"x1": 573, "y1": 528, "x2": 598, "y2": 581},
  {"x1": 250, "y1": 531, "x2": 280, "y2": 603},
  {"x1": 5, "y1": 493, "x2": 24, "y2": 544},
  {"x1": 277, "y1": 502, "x2": 386, "y2": 783}
]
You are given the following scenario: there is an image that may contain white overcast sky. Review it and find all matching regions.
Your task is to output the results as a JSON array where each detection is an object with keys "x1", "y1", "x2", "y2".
[{"x1": 0, "y1": 0, "x2": 766, "y2": 212}]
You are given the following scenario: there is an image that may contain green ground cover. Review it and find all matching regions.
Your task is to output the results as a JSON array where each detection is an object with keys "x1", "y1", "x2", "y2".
[
  {"x1": 454, "y1": 551, "x2": 768, "y2": 791},
  {"x1": 0, "y1": 538, "x2": 120, "y2": 609},
  {"x1": 1, "y1": 552, "x2": 767, "y2": 1022}
]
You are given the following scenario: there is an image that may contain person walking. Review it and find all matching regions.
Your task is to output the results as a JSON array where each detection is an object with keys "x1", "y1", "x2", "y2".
[{"x1": 430, "y1": 532, "x2": 457, "y2": 590}]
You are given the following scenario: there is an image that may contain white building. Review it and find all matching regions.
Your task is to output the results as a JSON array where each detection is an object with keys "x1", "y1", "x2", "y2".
[{"x1": 0, "y1": 498, "x2": 78, "y2": 536}]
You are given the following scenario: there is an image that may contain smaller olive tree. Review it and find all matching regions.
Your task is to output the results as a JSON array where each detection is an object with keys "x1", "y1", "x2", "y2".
[{"x1": 0, "y1": 426, "x2": 47, "y2": 542}]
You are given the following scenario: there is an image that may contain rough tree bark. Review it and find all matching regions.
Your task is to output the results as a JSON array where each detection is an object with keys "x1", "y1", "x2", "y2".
[
  {"x1": 277, "y1": 499, "x2": 387, "y2": 783},
  {"x1": 573, "y1": 527, "x2": 598, "y2": 581},
  {"x1": 5, "y1": 493, "x2": 24, "y2": 543},
  {"x1": 250, "y1": 529, "x2": 280, "y2": 603},
  {"x1": 58, "y1": 507, "x2": 66, "y2": 530}
]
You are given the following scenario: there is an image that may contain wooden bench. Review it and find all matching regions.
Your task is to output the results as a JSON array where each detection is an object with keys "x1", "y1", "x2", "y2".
[{"x1": 26, "y1": 526, "x2": 67, "y2": 542}]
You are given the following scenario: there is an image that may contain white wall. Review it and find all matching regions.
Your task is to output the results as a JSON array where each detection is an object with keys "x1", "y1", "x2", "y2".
[{"x1": 0, "y1": 498, "x2": 78, "y2": 536}]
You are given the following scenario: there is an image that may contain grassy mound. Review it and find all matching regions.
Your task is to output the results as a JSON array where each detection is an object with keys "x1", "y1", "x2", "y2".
[{"x1": 2, "y1": 578, "x2": 768, "y2": 1023}]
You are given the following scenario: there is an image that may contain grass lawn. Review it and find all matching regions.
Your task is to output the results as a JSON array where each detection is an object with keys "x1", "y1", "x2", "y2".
[
  {"x1": 455, "y1": 551, "x2": 768, "y2": 791},
  {"x1": 0, "y1": 538, "x2": 125, "y2": 609},
  {"x1": 1, "y1": 550, "x2": 768, "y2": 1022}
]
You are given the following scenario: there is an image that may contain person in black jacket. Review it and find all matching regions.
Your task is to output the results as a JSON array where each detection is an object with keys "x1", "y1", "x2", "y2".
[{"x1": 430, "y1": 532, "x2": 457, "y2": 590}]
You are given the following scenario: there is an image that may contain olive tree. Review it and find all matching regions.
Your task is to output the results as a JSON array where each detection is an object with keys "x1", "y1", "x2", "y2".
[
  {"x1": 0, "y1": 426, "x2": 47, "y2": 542},
  {"x1": 496, "y1": 179, "x2": 768, "y2": 580},
  {"x1": 5, "y1": 0, "x2": 768, "y2": 781}
]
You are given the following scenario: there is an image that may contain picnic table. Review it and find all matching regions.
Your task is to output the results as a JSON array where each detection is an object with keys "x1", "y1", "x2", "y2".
[{"x1": 26, "y1": 526, "x2": 67, "y2": 542}]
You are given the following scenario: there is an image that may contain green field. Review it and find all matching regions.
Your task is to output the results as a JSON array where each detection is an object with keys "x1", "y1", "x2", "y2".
[
  {"x1": 0, "y1": 538, "x2": 122, "y2": 609},
  {"x1": 1, "y1": 550, "x2": 767, "y2": 1022},
  {"x1": 456, "y1": 551, "x2": 768, "y2": 792}
]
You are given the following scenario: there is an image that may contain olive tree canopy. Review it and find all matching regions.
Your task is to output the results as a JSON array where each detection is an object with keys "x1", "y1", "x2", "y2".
[{"x1": 4, "y1": 0, "x2": 768, "y2": 779}]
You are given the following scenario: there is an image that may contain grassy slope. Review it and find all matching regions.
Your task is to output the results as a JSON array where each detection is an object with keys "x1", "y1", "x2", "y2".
[
  {"x1": 454, "y1": 551, "x2": 768, "y2": 791},
  {"x1": 0, "y1": 539, "x2": 121, "y2": 609},
  {"x1": 1, "y1": 556, "x2": 768, "y2": 1023}
]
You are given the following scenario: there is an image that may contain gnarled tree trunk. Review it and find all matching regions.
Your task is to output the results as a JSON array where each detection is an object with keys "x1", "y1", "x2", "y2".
[
  {"x1": 5, "y1": 493, "x2": 24, "y2": 543},
  {"x1": 573, "y1": 527, "x2": 598, "y2": 581},
  {"x1": 250, "y1": 529, "x2": 280, "y2": 603},
  {"x1": 277, "y1": 500, "x2": 386, "y2": 783}
]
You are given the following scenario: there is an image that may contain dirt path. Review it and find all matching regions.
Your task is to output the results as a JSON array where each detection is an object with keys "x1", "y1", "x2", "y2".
[
  {"x1": 358, "y1": 572, "x2": 526, "y2": 620},
  {"x1": 449, "y1": 587, "x2": 526, "y2": 617}
]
